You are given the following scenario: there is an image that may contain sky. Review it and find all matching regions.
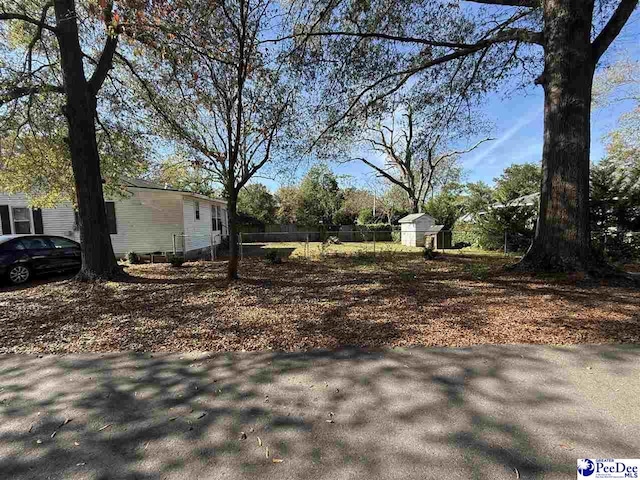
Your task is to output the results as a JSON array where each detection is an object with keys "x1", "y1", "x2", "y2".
[{"x1": 262, "y1": 9, "x2": 640, "y2": 193}]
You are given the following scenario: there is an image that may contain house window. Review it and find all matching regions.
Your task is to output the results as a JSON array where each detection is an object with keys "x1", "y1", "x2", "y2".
[
  {"x1": 12, "y1": 207, "x2": 31, "y2": 234},
  {"x1": 212, "y1": 205, "x2": 221, "y2": 231},
  {"x1": 105, "y1": 202, "x2": 117, "y2": 234},
  {"x1": 195, "y1": 201, "x2": 200, "y2": 220}
]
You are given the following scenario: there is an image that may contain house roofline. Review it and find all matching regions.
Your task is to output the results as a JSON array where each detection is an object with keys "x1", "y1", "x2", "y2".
[{"x1": 123, "y1": 181, "x2": 227, "y2": 204}]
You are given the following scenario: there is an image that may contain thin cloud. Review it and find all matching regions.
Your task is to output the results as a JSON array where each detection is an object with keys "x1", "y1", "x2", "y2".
[{"x1": 465, "y1": 105, "x2": 543, "y2": 168}]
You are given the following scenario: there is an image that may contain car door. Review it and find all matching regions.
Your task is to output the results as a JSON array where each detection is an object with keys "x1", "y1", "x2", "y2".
[
  {"x1": 20, "y1": 236, "x2": 57, "y2": 272},
  {"x1": 0, "y1": 239, "x2": 30, "y2": 270},
  {"x1": 47, "y1": 236, "x2": 82, "y2": 270}
]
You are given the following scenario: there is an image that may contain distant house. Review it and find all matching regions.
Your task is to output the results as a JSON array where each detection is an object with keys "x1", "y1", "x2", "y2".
[
  {"x1": 457, "y1": 192, "x2": 540, "y2": 224},
  {"x1": 0, "y1": 178, "x2": 228, "y2": 258},
  {"x1": 398, "y1": 213, "x2": 446, "y2": 247}
]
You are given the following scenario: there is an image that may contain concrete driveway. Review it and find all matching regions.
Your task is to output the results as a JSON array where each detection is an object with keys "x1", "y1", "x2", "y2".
[{"x1": 1, "y1": 345, "x2": 639, "y2": 480}]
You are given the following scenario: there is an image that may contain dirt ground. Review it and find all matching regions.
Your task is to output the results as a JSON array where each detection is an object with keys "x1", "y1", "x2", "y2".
[{"x1": 1, "y1": 251, "x2": 639, "y2": 353}]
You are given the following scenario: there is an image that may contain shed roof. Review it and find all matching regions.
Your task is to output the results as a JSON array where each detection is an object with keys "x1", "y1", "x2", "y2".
[
  {"x1": 398, "y1": 213, "x2": 434, "y2": 224},
  {"x1": 423, "y1": 225, "x2": 445, "y2": 234}
]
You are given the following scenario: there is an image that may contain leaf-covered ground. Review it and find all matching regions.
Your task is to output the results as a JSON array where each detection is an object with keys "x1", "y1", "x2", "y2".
[{"x1": 1, "y1": 251, "x2": 639, "y2": 353}]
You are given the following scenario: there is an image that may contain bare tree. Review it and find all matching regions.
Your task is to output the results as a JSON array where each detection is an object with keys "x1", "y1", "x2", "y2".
[
  {"x1": 121, "y1": 0, "x2": 299, "y2": 280},
  {"x1": 353, "y1": 103, "x2": 491, "y2": 213}
]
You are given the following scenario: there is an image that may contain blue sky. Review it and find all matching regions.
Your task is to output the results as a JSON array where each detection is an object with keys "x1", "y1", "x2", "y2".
[{"x1": 264, "y1": 9, "x2": 640, "y2": 192}]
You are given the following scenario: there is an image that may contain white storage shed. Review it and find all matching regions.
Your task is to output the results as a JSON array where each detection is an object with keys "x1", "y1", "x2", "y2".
[{"x1": 398, "y1": 213, "x2": 444, "y2": 247}]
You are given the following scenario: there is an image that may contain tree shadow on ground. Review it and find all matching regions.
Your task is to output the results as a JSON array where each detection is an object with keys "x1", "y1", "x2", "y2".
[
  {"x1": 0, "y1": 345, "x2": 639, "y2": 479},
  {"x1": 1, "y1": 256, "x2": 639, "y2": 353}
]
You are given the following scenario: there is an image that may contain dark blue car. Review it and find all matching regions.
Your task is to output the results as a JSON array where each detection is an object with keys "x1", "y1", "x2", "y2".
[{"x1": 0, "y1": 235, "x2": 81, "y2": 285}]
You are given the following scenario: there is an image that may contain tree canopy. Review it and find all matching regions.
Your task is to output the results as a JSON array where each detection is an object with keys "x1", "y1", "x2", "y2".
[{"x1": 237, "y1": 183, "x2": 278, "y2": 225}]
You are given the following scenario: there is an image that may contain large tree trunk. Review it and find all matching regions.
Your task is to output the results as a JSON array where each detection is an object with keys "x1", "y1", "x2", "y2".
[
  {"x1": 226, "y1": 190, "x2": 240, "y2": 280},
  {"x1": 410, "y1": 195, "x2": 420, "y2": 214},
  {"x1": 54, "y1": 0, "x2": 119, "y2": 280},
  {"x1": 520, "y1": 0, "x2": 596, "y2": 271}
]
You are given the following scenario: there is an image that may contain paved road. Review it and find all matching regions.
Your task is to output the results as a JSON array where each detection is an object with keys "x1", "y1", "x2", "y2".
[{"x1": 1, "y1": 345, "x2": 639, "y2": 480}]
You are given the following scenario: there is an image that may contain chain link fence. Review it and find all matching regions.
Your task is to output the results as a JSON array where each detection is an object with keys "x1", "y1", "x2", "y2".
[
  {"x1": 237, "y1": 228, "x2": 453, "y2": 261},
  {"x1": 171, "y1": 232, "x2": 225, "y2": 260}
]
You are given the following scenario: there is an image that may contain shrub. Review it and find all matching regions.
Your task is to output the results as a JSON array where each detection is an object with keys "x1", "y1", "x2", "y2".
[
  {"x1": 126, "y1": 251, "x2": 141, "y2": 264},
  {"x1": 355, "y1": 223, "x2": 394, "y2": 241},
  {"x1": 264, "y1": 249, "x2": 282, "y2": 264},
  {"x1": 593, "y1": 232, "x2": 640, "y2": 263},
  {"x1": 169, "y1": 255, "x2": 185, "y2": 267},
  {"x1": 423, "y1": 247, "x2": 438, "y2": 260},
  {"x1": 391, "y1": 231, "x2": 401, "y2": 243}
]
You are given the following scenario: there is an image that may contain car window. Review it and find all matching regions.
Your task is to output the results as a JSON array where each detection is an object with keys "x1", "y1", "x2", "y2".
[
  {"x1": 21, "y1": 237, "x2": 52, "y2": 249},
  {"x1": 0, "y1": 240, "x2": 26, "y2": 251},
  {"x1": 49, "y1": 237, "x2": 78, "y2": 249}
]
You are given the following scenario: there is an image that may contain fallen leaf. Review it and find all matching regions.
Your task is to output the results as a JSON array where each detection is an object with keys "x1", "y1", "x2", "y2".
[
  {"x1": 51, "y1": 431, "x2": 57, "y2": 438},
  {"x1": 257, "y1": 437, "x2": 262, "y2": 447},
  {"x1": 240, "y1": 432, "x2": 247, "y2": 440},
  {"x1": 265, "y1": 447, "x2": 269, "y2": 458},
  {"x1": 272, "y1": 458, "x2": 284, "y2": 463},
  {"x1": 98, "y1": 424, "x2": 112, "y2": 431}
]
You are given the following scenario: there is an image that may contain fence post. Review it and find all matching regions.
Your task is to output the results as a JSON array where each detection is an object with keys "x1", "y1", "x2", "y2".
[
  {"x1": 373, "y1": 230, "x2": 376, "y2": 257},
  {"x1": 172, "y1": 234, "x2": 177, "y2": 255},
  {"x1": 306, "y1": 234, "x2": 309, "y2": 259},
  {"x1": 239, "y1": 232, "x2": 243, "y2": 261},
  {"x1": 504, "y1": 230, "x2": 508, "y2": 256}
]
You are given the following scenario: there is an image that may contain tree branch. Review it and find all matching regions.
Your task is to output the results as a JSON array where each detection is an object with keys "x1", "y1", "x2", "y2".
[
  {"x1": 496, "y1": 28, "x2": 543, "y2": 45},
  {"x1": 0, "y1": 11, "x2": 58, "y2": 32},
  {"x1": 88, "y1": 3, "x2": 120, "y2": 95},
  {"x1": 24, "y1": 1, "x2": 54, "y2": 72},
  {"x1": 465, "y1": 0, "x2": 539, "y2": 7},
  {"x1": 1, "y1": 85, "x2": 64, "y2": 105},
  {"x1": 354, "y1": 157, "x2": 410, "y2": 195},
  {"x1": 262, "y1": 31, "x2": 482, "y2": 49},
  {"x1": 592, "y1": 0, "x2": 638, "y2": 63},
  {"x1": 436, "y1": 137, "x2": 495, "y2": 163}
]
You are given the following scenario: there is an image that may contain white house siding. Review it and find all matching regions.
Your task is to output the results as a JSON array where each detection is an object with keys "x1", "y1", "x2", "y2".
[
  {"x1": 41, "y1": 205, "x2": 78, "y2": 240},
  {"x1": 0, "y1": 192, "x2": 77, "y2": 239},
  {"x1": 107, "y1": 189, "x2": 184, "y2": 255},
  {"x1": 1, "y1": 189, "x2": 228, "y2": 256},
  {"x1": 182, "y1": 197, "x2": 227, "y2": 252}
]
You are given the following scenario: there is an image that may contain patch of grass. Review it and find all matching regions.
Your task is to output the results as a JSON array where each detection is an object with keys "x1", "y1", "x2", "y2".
[{"x1": 464, "y1": 263, "x2": 491, "y2": 280}]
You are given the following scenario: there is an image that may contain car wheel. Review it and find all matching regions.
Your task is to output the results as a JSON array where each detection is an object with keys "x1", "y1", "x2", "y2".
[{"x1": 8, "y1": 264, "x2": 31, "y2": 285}]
